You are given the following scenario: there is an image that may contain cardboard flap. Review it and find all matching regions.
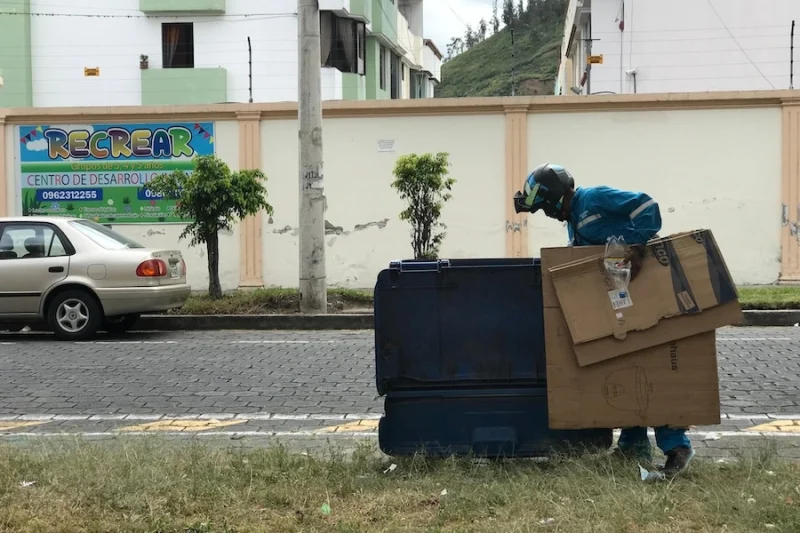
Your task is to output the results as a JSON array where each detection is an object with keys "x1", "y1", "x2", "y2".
[
  {"x1": 573, "y1": 300, "x2": 744, "y2": 366},
  {"x1": 549, "y1": 230, "x2": 737, "y2": 349}
]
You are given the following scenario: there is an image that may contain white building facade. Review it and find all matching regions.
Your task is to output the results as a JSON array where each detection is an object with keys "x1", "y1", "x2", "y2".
[
  {"x1": 555, "y1": 0, "x2": 798, "y2": 96},
  {"x1": 0, "y1": 0, "x2": 442, "y2": 108}
]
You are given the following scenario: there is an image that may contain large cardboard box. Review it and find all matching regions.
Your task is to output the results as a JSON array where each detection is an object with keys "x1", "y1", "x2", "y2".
[
  {"x1": 548, "y1": 230, "x2": 744, "y2": 366},
  {"x1": 542, "y1": 243, "x2": 723, "y2": 429},
  {"x1": 545, "y1": 307, "x2": 721, "y2": 429}
]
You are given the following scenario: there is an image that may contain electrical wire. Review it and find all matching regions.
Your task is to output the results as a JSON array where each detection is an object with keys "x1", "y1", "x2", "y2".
[
  {"x1": 0, "y1": 10, "x2": 297, "y2": 20},
  {"x1": 703, "y1": 0, "x2": 775, "y2": 88},
  {"x1": 591, "y1": 23, "x2": 791, "y2": 35}
]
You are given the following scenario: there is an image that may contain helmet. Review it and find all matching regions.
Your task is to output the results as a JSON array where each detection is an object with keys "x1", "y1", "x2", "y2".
[{"x1": 513, "y1": 163, "x2": 575, "y2": 217}]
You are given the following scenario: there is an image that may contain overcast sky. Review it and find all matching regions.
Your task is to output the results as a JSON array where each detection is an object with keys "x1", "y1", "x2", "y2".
[{"x1": 422, "y1": 0, "x2": 497, "y2": 50}]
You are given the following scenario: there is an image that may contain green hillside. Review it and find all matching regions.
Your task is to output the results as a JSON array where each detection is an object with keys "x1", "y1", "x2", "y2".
[{"x1": 436, "y1": 0, "x2": 568, "y2": 98}]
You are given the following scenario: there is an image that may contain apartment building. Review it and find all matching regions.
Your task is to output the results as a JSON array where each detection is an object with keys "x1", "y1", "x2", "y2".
[
  {"x1": 0, "y1": 0, "x2": 442, "y2": 107},
  {"x1": 555, "y1": 0, "x2": 797, "y2": 95}
]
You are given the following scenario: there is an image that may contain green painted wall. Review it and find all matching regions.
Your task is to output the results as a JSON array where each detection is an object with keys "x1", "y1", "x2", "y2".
[
  {"x1": 139, "y1": 0, "x2": 225, "y2": 12},
  {"x1": 365, "y1": 38, "x2": 388, "y2": 100},
  {"x1": 349, "y1": 0, "x2": 372, "y2": 22},
  {"x1": 0, "y1": 0, "x2": 32, "y2": 107},
  {"x1": 141, "y1": 68, "x2": 228, "y2": 105},
  {"x1": 342, "y1": 73, "x2": 366, "y2": 100},
  {"x1": 371, "y1": 0, "x2": 397, "y2": 45}
]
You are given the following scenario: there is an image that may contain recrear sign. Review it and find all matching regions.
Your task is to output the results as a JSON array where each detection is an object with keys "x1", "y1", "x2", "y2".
[{"x1": 17, "y1": 122, "x2": 216, "y2": 224}]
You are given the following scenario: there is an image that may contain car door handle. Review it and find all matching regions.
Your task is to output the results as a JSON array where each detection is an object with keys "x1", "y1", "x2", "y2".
[{"x1": 48, "y1": 266, "x2": 64, "y2": 273}]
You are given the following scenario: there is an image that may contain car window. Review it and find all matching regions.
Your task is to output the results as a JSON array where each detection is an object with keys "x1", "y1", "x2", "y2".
[
  {"x1": 0, "y1": 224, "x2": 69, "y2": 260},
  {"x1": 68, "y1": 220, "x2": 144, "y2": 250}
]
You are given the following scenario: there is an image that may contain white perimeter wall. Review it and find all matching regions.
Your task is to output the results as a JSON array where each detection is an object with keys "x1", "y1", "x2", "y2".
[
  {"x1": 527, "y1": 107, "x2": 782, "y2": 285},
  {"x1": 260, "y1": 114, "x2": 507, "y2": 288},
  {"x1": 28, "y1": 0, "x2": 348, "y2": 107},
  {"x1": 3, "y1": 104, "x2": 785, "y2": 289}
]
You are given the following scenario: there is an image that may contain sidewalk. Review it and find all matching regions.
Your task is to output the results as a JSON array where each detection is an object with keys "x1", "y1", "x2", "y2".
[{"x1": 1, "y1": 413, "x2": 798, "y2": 460}]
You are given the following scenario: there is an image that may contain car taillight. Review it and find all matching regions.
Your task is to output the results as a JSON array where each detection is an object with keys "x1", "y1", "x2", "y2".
[
  {"x1": 136, "y1": 259, "x2": 167, "y2": 277},
  {"x1": 180, "y1": 258, "x2": 186, "y2": 276}
]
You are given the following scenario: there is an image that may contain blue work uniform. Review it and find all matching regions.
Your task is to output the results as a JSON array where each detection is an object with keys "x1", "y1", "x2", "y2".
[{"x1": 566, "y1": 185, "x2": 691, "y2": 455}]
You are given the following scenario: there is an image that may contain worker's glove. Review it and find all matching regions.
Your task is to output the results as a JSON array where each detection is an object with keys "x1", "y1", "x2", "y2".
[{"x1": 625, "y1": 244, "x2": 647, "y2": 281}]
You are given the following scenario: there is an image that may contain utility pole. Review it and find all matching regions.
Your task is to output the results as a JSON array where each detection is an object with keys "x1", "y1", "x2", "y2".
[{"x1": 298, "y1": 0, "x2": 327, "y2": 314}]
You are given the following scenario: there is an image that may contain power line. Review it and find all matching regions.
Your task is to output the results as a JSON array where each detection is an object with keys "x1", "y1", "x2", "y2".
[
  {"x1": 0, "y1": 31, "x2": 787, "y2": 51},
  {"x1": 594, "y1": 45, "x2": 788, "y2": 56},
  {"x1": 442, "y1": 0, "x2": 469, "y2": 28},
  {"x1": 591, "y1": 23, "x2": 791, "y2": 35},
  {"x1": 0, "y1": 10, "x2": 296, "y2": 20},
  {"x1": 704, "y1": 0, "x2": 775, "y2": 88}
]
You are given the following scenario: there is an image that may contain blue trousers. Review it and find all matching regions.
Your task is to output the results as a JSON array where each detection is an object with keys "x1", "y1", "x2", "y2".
[{"x1": 618, "y1": 426, "x2": 691, "y2": 454}]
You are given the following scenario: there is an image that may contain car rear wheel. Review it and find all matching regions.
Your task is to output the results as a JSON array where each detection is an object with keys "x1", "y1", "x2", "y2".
[
  {"x1": 47, "y1": 290, "x2": 103, "y2": 341},
  {"x1": 103, "y1": 314, "x2": 141, "y2": 334}
]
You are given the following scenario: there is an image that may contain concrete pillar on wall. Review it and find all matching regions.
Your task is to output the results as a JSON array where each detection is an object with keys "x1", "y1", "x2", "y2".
[
  {"x1": 504, "y1": 104, "x2": 529, "y2": 258},
  {"x1": 0, "y1": 114, "x2": 6, "y2": 217},
  {"x1": 237, "y1": 111, "x2": 264, "y2": 287},
  {"x1": 782, "y1": 101, "x2": 800, "y2": 282}
]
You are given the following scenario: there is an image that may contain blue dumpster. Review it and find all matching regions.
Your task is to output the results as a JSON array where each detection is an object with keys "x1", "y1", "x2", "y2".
[
  {"x1": 379, "y1": 388, "x2": 613, "y2": 457},
  {"x1": 374, "y1": 259, "x2": 547, "y2": 396},
  {"x1": 374, "y1": 258, "x2": 614, "y2": 457}
]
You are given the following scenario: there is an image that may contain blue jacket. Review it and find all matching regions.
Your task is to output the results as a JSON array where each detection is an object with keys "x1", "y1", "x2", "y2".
[{"x1": 567, "y1": 186, "x2": 662, "y2": 247}]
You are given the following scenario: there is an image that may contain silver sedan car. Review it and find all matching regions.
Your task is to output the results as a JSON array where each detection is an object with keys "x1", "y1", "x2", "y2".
[{"x1": 0, "y1": 216, "x2": 190, "y2": 340}]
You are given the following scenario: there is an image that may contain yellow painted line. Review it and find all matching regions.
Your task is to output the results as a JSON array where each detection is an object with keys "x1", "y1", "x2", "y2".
[
  {"x1": 318, "y1": 419, "x2": 380, "y2": 433},
  {"x1": 745, "y1": 420, "x2": 800, "y2": 433},
  {"x1": 117, "y1": 419, "x2": 246, "y2": 432},
  {"x1": 0, "y1": 421, "x2": 50, "y2": 431}
]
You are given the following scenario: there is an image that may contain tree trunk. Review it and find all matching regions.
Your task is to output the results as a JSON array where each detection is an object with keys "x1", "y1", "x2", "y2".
[{"x1": 207, "y1": 232, "x2": 222, "y2": 299}]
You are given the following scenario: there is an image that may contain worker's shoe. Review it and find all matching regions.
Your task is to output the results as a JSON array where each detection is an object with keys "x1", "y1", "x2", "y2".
[{"x1": 662, "y1": 446, "x2": 695, "y2": 477}]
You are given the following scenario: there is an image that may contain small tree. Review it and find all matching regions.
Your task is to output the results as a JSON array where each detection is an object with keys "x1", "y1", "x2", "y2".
[
  {"x1": 478, "y1": 18, "x2": 488, "y2": 41},
  {"x1": 145, "y1": 154, "x2": 274, "y2": 299},
  {"x1": 502, "y1": 0, "x2": 515, "y2": 25},
  {"x1": 391, "y1": 152, "x2": 455, "y2": 260},
  {"x1": 491, "y1": 0, "x2": 501, "y2": 33}
]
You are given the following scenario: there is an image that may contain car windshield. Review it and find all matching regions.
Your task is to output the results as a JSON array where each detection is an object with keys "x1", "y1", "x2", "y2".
[{"x1": 68, "y1": 220, "x2": 145, "y2": 250}]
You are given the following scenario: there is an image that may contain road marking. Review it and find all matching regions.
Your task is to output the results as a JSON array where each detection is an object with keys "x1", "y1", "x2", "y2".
[
  {"x1": 0, "y1": 421, "x2": 49, "y2": 431},
  {"x1": 75, "y1": 341, "x2": 178, "y2": 345},
  {"x1": 0, "y1": 413, "x2": 796, "y2": 423},
  {"x1": 726, "y1": 414, "x2": 800, "y2": 420},
  {"x1": 745, "y1": 420, "x2": 800, "y2": 433},
  {"x1": 717, "y1": 337, "x2": 792, "y2": 342},
  {"x1": 319, "y1": 420, "x2": 380, "y2": 433},
  {"x1": 230, "y1": 340, "x2": 339, "y2": 344},
  {"x1": 118, "y1": 419, "x2": 246, "y2": 432},
  {"x1": 1, "y1": 429, "x2": 800, "y2": 439},
  {"x1": 0, "y1": 431, "x2": 380, "y2": 438},
  {"x1": 0, "y1": 413, "x2": 386, "y2": 422}
]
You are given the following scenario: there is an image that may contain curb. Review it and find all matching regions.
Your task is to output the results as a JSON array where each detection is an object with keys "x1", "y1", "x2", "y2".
[
  {"x1": 138, "y1": 313, "x2": 374, "y2": 331},
  {"x1": 740, "y1": 310, "x2": 800, "y2": 327},
  {"x1": 136, "y1": 310, "x2": 800, "y2": 331}
]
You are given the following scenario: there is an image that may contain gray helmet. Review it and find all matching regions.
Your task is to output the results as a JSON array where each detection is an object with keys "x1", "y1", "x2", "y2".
[{"x1": 513, "y1": 163, "x2": 575, "y2": 217}]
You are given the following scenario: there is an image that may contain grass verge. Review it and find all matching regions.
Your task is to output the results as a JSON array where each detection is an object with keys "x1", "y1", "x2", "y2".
[
  {"x1": 175, "y1": 286, "x2": 800, "y2": 315},
  {"x1": 175, "y1": 288, "x2": 373, "y2": 315},
  {"x1": 0, "y1": 439, "x2": 798, "y2": 532},
  {"x1": 738, "y1": 287, "x2": 800, "y2": 311}
]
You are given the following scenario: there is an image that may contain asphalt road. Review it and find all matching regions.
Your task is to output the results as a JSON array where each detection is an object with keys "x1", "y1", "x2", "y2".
[
  {"x1": 0, "y1": 327, "x2": 798, "y2": 458},
  {"x1": 1, "y1": 327, "x2": 799, "y2": 417}
]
